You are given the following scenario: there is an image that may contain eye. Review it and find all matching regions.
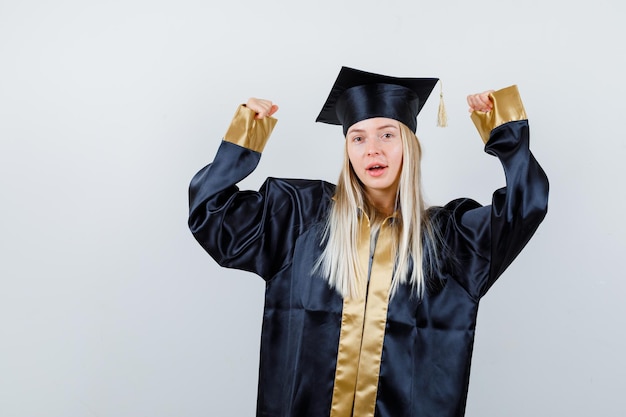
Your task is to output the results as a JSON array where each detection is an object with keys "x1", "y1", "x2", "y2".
[
  {"x1": 351, "y1": 136, "x2": 363, "y2": 143},
  {"x1": 381, "y1": 132, "x2": 394, "y2": 141}
]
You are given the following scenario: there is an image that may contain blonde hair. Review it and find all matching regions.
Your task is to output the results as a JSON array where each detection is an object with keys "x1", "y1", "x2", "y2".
[{"x1": 316, "y1": 123, "x2": 439, "y2": 299}]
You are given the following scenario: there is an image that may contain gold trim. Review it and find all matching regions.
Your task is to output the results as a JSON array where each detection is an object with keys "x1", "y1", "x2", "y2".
[
  {"x1": 353, "y1": 220, "x2": 393, "y2": 416},
  {"x1": 223, "y1": 105, "x2": 277, "y2": 153},
  {"x1": 470, "y1": 85, "x2": 527, "y2": 144},
  {"x1": 330, "y1": 217, "x2": 394, "y2": 417},
  {"x1": 330, "y1": 218, "x2": 370, "y2": 417}
]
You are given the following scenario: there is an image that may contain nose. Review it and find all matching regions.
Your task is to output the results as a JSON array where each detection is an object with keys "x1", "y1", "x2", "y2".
[{"x1": 366, "y1": 138, "x2": 382, "y2": 156}]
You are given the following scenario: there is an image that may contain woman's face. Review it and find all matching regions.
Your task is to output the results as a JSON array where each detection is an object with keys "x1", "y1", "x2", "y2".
[{"x1": 346, "y1": 117, "x2": 403, "y2": 206}]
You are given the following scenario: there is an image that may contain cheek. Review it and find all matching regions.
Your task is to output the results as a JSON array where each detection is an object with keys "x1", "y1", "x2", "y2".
[
  {"x1": 390, "y1": 146, "x2": 404, "y2": 179},
  {"x1": 389, "y1": 144, "x2": 404, "y2": 166},
  {"x1": 346, "y1": 147, "x2": 360, "y2": 168},
  {"x1": 394, "y1": 160, "x2": 403, "y2": 180}
]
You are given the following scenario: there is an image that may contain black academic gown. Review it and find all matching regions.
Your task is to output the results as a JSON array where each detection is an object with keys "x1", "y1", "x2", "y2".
[{"x1": 188, "y1": 102, "x2": 549, "y2": 417}]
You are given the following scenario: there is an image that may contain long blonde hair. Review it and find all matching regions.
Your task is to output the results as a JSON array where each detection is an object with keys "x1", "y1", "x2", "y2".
[{"x1": 316, "y1": 122, "x2": 439, "y2": 299}]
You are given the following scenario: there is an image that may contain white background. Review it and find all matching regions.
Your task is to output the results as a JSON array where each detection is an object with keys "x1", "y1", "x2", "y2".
[{"x1": 1, "y1": 0, "x2": 625, "y2": 416}]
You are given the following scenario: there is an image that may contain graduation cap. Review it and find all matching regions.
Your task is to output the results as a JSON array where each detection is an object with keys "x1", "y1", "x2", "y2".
[{"x1": 316, "y1": 66, "x2": 442, "y2": 135}]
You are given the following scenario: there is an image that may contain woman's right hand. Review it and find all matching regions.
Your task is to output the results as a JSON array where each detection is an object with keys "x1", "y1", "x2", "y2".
[{"x1": 246, "y1": 98, "x2": 279, "y2": 119}]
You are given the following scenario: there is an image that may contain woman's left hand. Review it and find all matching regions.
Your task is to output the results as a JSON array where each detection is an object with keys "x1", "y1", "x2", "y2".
[{"x1": 467, "y1": 90, "x2": 495, "y2": 113}]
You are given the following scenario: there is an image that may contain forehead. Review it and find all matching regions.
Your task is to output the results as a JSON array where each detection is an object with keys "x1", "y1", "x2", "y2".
[{"x1": 347, "y1": 117, "x2": 400, "y2": 133}]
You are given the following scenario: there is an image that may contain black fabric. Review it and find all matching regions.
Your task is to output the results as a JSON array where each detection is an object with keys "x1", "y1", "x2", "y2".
[
  {"x1": 315, "y1": 66, "x2": 438, "y2": 135},
  {"x1": 188, "y1": 119, "x2": 549, "y2": 417}
]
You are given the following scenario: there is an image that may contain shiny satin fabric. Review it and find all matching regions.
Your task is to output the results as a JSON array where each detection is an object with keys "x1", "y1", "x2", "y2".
[
  {"x1": 330, "y1": 217, "x2": 394, "y2": 417},
  {"x1": 188, "y1": 119, "x2": 549, "y2": 417},
  {"x1": 336, "y1": 83, "x2": 421, "y2": 135},
  {"x1": 471, "y1": 85, "x2": 527, "y2": 144},
  {"x1": 224, "y1": 105, "x2": 277, "y2": 153},
  {"x1": 315, "y1": 66, "x2": 438, "y2": 135},
  {"x1": 330, "y1": 218, "x2": 369, "y2": 417},
  {"x1": 352, "y1": 220, "x2": 394, "y2": 417}
]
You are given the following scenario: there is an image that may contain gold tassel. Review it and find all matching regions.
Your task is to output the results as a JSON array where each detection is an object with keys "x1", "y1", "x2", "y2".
[{"x1": 437, "y1": 80, "x2": 448, "y2": 128}]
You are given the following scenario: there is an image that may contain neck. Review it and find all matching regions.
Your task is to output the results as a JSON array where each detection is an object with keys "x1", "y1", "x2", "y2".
[{"x1": 366, "y1": 190, "x2": 397, "y2": 218}]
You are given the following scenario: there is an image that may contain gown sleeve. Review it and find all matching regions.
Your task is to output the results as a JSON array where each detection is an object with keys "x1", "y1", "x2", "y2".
[
  {"x1": 445, "y1": 85, "x2": 549, "y2": 299},
  {"x1": 188, "y1": 105, "x2": 334, "y2": 280}
]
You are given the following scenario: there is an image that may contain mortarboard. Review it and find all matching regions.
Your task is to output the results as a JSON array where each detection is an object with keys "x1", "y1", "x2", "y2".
[{"x1": 316, "y1": 66, "x2": 440, "y2": 135}]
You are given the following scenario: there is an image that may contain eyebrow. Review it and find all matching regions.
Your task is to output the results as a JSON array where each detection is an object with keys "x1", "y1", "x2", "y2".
[{"x1": 347, "y1": 124, "x2": 399, "y2": 135}]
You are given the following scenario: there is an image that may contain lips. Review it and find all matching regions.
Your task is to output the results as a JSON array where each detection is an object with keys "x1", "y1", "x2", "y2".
[
  {"x1": 366, "y1": 162, "x2": 388, "y2": 177},
  {"x1": 366, "y1": 162, "x2": 387, "y2": 170}
]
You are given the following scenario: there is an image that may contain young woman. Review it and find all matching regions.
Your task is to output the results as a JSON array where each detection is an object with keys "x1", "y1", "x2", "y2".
[{"x1": 188, "y1": 67, "x2": 549, "y2": 417}]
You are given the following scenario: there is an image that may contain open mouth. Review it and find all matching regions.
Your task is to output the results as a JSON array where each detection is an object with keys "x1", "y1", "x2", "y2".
[
  {"x1": 366, "y1": 164, "x2": 387, "y2": 176},
  {"x1": 367, "y1": 163, "x2": 388, "y2": 170}
]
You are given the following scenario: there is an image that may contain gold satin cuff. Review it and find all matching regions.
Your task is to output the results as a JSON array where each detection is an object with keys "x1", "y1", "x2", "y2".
[
  {"x1": 223, "y1": 105, "x2": 277, "y2": 153},
  {"x1": 470, "y1": 85, "x2": 527, "y2": 144}
]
